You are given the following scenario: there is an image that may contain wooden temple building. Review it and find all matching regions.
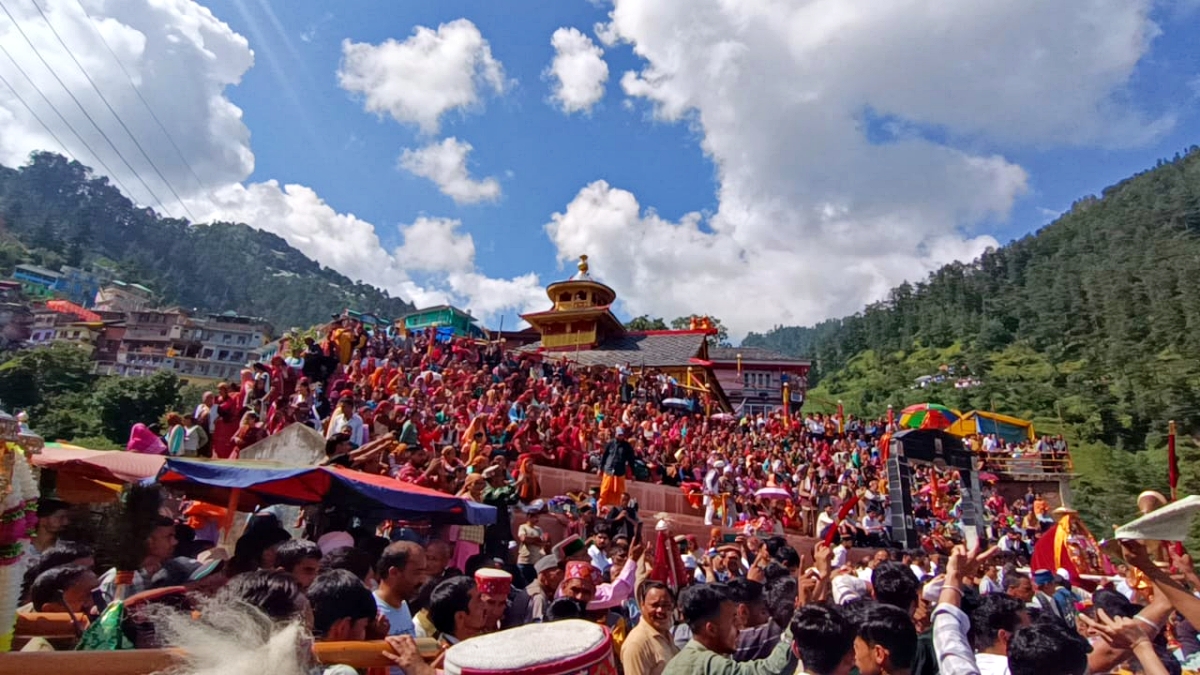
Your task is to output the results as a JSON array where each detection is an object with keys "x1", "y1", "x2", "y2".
[{"x1": 518, "y1": 255, "x2": 731, "y2": 411}]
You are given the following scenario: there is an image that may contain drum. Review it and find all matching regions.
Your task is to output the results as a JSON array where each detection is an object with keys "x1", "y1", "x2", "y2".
[{"x1": 442, "y1": 619, "x2": 616, "y2": 675}]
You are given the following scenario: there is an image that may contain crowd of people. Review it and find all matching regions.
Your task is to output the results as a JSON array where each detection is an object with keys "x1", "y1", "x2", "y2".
[
  {"x1": 18, "y1": 491, "x2": 1200, "y2": 675},
  {"x1": 17, "y1": 315, "x2": 1200, "y2": 675},
  {"x1": 130, "y1": 316, "x2": 1068, "y2": 560}
]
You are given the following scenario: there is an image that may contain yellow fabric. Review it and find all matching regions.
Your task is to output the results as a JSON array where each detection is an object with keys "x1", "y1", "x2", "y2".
[
  {"x1": 1053, "y1": 515, "x2": 1071, "y2": 570},
  {"x1": 600, "y1": 474, "x2": 625, "y2": 508}
]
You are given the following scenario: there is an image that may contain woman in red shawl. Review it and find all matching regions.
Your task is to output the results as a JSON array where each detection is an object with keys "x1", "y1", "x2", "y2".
[
  {"x1": 210, "y1": 381, "x2": 242, "y2": 459},
  {"x1": 230, "y1": 410, "x2": 267, "y2": 459}
]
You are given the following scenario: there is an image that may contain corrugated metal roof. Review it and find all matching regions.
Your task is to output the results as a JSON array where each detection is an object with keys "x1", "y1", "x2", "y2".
[
  {"x1": 709, "y1": 346, "x2": 811, "y2": 364},
  {"x1": 518, "y1": 332, "x2": 708, "y2": 367}
]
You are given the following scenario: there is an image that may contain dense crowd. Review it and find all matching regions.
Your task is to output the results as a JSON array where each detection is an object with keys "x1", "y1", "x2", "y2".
[
  {"x1": 18, "y1": 315, "x2": 1198, "y2": 675},
  {"x1": 140, "y1": 317, "x2": 1066, "y2": 557},
  {"x1": 19, "y1": 493, "x2": 1200, "y2": 675}
]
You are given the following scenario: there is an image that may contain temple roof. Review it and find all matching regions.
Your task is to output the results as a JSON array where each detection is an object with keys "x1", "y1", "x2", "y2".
[
  {"x1": 517, "y1": 331, "x2": 709, "y2": 368},
  {"x1": 708, "y1": 346, "x2": 812, "y2": 364}
]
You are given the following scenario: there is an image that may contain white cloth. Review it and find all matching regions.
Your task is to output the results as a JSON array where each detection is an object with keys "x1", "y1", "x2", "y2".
[
  {"x1": 975, "y1": 653, "x2": 1011, "y2": 675},
  {"x1": 327, "y1": 411, "x2": 367, "y2": 446}
]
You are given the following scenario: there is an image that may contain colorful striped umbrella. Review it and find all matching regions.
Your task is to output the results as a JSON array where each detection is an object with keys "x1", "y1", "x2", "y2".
[{"x1": 898, "y1": 403, "x2": 961, "y2": 430}]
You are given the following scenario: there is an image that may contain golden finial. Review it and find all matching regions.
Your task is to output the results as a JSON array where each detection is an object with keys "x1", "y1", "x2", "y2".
[{"x1": 578, "y1": 255, "x2": 589, "y2": 275}]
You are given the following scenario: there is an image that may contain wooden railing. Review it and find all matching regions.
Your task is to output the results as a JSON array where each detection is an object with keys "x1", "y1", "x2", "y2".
[{"x1": 982, "y1": 453, "x2": 1074, "y2": 476}]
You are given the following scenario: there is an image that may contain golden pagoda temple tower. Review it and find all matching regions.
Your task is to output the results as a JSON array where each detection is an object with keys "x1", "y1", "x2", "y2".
[{"x1": 520, "y1": 255, "x2": 626, "y2": 351}]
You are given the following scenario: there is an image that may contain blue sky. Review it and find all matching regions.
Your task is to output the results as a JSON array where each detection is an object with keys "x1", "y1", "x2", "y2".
[
  {"x1": 1, "y1": 0, "x2": 1196, "y2": 336},
  {"x1": 207, "y1": 0, "x2": 718, "y2": 281}
]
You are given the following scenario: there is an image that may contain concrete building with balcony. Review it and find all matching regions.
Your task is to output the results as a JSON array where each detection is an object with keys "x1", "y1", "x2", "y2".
[
  {"x1": 708, "y1": 347, "x2": 812, "y2": 416},
  {"x1": 93, "y1": 280, "x2": 154, "y2": 312}
]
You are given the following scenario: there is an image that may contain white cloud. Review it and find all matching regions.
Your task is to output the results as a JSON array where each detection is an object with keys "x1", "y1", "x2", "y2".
[
  {"x1": 393, "y1": 216, "x2": 476, "y2": 273},
  {"x1": 399, "y1": 138, "x2": 501, "y2": 204},
  {"x1": 0, "y1": 0, "x2": 254, "y2": 213},
  {"x1": 547, "y1": 27, "x2": 608, "y2": 114},
  {"x1": 542, "y1": 0, "x2": 1170, "y2": 336},
  {"x1": 0, "y1": 0, "x2": 539, "y2": 323},
  {"x1": 338, "y1": 18, "x2": 508, "y2": 134}
]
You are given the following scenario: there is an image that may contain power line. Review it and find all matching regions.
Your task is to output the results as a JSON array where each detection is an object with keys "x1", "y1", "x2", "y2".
[
  {"x1": 0, "y1": 39, "x2": 135, "y2": 197},
  {"x1": 0, "y1": 0, "x2": 173, "y2": 217},
  {"x1": 28, "y1": 0, "x2": 196, "y2": 221},
  {"x1": 0, "y1": 65, "x2": 73, "y2": 160},
  {"x1": 68, "y1": 0, "x2": 216, "y2": 206}
]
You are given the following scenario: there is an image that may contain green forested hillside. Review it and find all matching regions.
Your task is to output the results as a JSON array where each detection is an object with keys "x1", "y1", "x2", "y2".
[
  {"x1": 744, "y1": 146, "x2": 1200, "y2": 534},
  {"x1": 0, "y1": 152, "x2": 413, "y2": 329}
]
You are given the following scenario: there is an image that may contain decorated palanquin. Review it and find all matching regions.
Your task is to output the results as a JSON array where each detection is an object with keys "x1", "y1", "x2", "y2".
[{"x1": 1031, "y1": 507, "x2": 1113, "y2": 588}]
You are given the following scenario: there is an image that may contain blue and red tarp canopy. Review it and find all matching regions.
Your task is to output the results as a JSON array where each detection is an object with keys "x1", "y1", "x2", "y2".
[{"x1": 157, "y1": 458, "x2": 495, "y2": 525}]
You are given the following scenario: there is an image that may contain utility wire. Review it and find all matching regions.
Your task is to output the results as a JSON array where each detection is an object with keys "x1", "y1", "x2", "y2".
[
  {"x1": 29, "y1": 0, "x2": 196, "y2": 221},
  {"x1": 68, "y1": 0, "x2": 217, "y2": 206},
  {"x1": 0, "y1": 39, "x2": 135, "y2": 197},
  {"x1": 0, "y1": 65, "x2": 73, "y2": 160},
  {"x1": 0, "y1": 0, "x2": 173, "y2": 217}
]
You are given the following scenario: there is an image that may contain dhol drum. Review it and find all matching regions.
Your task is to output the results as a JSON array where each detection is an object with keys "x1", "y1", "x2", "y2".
[{"x1": 442, "y1": 619, "x2": 615, "y2": 675}]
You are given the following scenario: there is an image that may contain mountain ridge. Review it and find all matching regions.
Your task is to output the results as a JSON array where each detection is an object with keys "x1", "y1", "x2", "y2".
[{"x1": 0, "y1": 152, "x2": 414, "y2": 330}]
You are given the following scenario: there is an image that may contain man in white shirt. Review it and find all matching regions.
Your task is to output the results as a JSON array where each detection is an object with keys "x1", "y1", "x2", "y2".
[
  {"x1": 326, "y1": 393, "x2": 367, "y2": 446},
  {"x1": 968, "y1": 594, "x2": 1030, "y2": 675},
  {"x1": 815, "y1": 504, "x2": 837, "y2": 539}
]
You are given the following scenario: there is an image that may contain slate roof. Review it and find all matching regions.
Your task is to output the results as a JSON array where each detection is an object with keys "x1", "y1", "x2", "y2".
[
  {"x1": 518, "y1": 331, "x2": 709, "y2": 368},
  {"x1": 708, "y1": 346, "x2": 811, "y2": 364}
]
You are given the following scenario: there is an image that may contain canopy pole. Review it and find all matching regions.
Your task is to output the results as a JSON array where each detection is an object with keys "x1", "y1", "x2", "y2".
[{"x1": 219, "y1": 488, "x2": 240, "y2": 549}]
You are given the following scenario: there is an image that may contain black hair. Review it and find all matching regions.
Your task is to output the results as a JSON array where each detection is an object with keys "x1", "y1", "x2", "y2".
[
  {"x1": 320, "y1": 546, "x2": 373, "y2": 582},
  {"x1": 174, "y1": 522, "x2": 196, "y2": 545},
  {"x1": 36, "y1": 498, "x2": 70, "y2": 519},
  {"x1": 463, "y1": 553, "x2": 492, "y2": 577},
  {"x1": 679, "y1": 583, "x2": 731, "y2": 632},
  {"x1": 727, "y1": 578, "x2": 765, "y2": 607},
  {"x1": 429, "y1": 576, "x2": 476, "y2": 636},
  {"x1": 872, "y1": 561, "x2": 919, "y2": 611},
  {"x1": 762, "y1": 562, "x2": 791, "y2": 583},
  {"x1": 546, "y1": 597, "x2": 587, "y2": 622},
  {"x1": 1003, "y1": 571, "x2": 1030, "y2": 593},
  {"x1": 360, "y1": 535, "x2": 390, "y2": 565},
  {"x1": 765, "y1": 536, "x2": 788, "y2": 558},
  {"x1": 637, "y1": 580, "x2": 675, "y2": 606},
  {"x1": 774, "y1": 545, "x2": 800, "y2": 570},
  {"x1": 375, "y1": 541, "x2": 422, "y2": 580},
  {"x1": 1091, "y1": 589, "x2": 1140, "y2": 620},
  {"x1": 856, "y1": 603, "x2": 917, "y2": 669},
  {"x1": 969, "y1": 594, "x2": 1027, "y2": 651},
  {"x1": 229, "y1": 526, "x2": 291, "y2": 576},
  {"x1": 790, "y1": 604, "x2": 856, "y2": 675},
  {"x1": 1008, "y1": 619, "x2": 1090, "y2": 675},
  {"x1": 21, "y1": 541, "x2": 95, "y2": 600},
  {"x1": 217, "y1": 570, "x2": 306, "y2": 622},
  {"x1": 308, "y1": 569, "x2": 376, "y2": 637},
  {"x1": 276, "y1": 539, "x2": 322, "y2": 572},
  {"x1": 764, "y1": 576, "x2": 798, "y2": 628},
  {"x1": 30, "y1": 565, "x2": 91, "y2": 611}
]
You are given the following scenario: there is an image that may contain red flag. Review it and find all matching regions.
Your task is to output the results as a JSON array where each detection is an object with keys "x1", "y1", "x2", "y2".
[
  {"x1": 837, "y1": 402, "x2": 845, "y2": 436},
  {"x1": 887, "y1": 406, "x2": 895, "y2": 432},
  {"x1": 824, "y1": 494, "x2": 861, "y2": 545},
  {"x1": 1169, "y1": 420, "x2": 1179, "y2": 501},
  {"x1": 929, "y1": 470, "x2": 941, "y2": 508}
]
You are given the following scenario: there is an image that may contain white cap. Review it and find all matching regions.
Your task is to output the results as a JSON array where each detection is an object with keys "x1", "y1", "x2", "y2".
[{"x1": 317, "y1": 531, "x2": 354, "y2": 554}]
